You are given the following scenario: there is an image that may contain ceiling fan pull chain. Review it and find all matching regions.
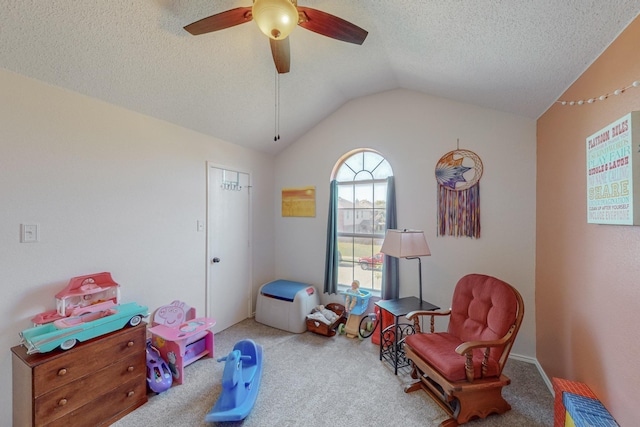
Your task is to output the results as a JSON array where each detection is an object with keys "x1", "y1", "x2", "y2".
[
  {"x1": 274, "y1": 71, "x2": 280, "y2": 141},
  {"x1": 274, "y1": 71, "x2": 277, "y2": 141}
]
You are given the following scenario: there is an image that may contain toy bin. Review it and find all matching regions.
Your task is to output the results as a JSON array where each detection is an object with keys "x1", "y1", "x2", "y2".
[
  {"x1": 255, "y1": 280, "x2": 319, "y2": 333},
  {"x1": 562, "y1": 392, "x2": 618, "y2": 427},
  {"x1": 306, "y1": 303, "x2": 347, "y2": 337}
]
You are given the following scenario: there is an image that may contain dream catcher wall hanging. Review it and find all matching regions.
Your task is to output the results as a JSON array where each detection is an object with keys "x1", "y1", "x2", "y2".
[{"x1": 435, "y1": 146, "x2": 483, "y2": 238}]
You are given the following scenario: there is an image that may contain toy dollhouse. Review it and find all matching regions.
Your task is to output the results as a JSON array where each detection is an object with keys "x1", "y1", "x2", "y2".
[{"x1": 31, "y1": 272, "x2": 120, "y2": 325}]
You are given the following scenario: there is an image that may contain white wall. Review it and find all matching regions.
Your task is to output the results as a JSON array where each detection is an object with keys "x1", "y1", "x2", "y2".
[
  {"x1": 0, "y1": 68, "x2": 275, "y2": 420},
  {"x1": 1, "y1": 71, "x2": 537, "y2": 420},
  {"x1": 274, "y1": 89, "x2": 537, "y2": 359}
]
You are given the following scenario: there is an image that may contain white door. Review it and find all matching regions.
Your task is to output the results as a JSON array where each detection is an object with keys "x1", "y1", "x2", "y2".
[{"x1": 207, "y1": 165, "x2": 251, "y2": 333}]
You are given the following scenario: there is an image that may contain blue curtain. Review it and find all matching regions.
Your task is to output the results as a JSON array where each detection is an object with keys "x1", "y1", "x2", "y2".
[
  {"x1": 323, "y1": 180, "x2": 339, "y2": 294},
  {"x1": 381, "y1": 176, "x2": 399, "y2": 300}
]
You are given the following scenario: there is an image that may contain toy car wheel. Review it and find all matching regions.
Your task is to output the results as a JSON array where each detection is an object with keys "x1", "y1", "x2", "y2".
[
  {"x1": 129, "y1": 315, "x2": 142, "y2": 327},
  {"x1": 360, "y1": 261, "x2": 369, "y2": 270},
  {"x1": 338, "y1": 323, "x2": 345, "y2": 335},
  {"x1": 60, "y1": 338, "x2": 77, "y2": 351}
]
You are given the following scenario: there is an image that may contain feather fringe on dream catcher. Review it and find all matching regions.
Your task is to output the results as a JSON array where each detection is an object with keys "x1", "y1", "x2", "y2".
[{"x1": 435, "y1": 148, "x2": 483, "y2": 238}]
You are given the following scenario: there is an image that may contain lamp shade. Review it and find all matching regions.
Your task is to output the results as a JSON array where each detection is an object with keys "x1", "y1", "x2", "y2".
[
  {"x1": 380, "y1": 229, "x2": 431, "y2": 258},
  {"x1": 252, "y1": 0, "x2": 298, "y2": 40}
]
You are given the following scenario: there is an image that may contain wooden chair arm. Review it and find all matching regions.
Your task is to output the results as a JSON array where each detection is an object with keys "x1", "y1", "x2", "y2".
[
  {"x1": 405, "y1": 309, "x2": 451, "y2": 321},
  {"x1": 405, "y1": 309, "x2": 451, "y2": 333},
  {"x1": 454, "y1": 331, "x2": 513, "y2": 355},
  {"x1": 455, "y1": 324, "x2": 517, "y2": 382}
]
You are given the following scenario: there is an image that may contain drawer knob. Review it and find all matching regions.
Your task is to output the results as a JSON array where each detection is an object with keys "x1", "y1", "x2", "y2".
[
  {"x1": 127, "y1": 341, "x2": 134, "y2": 347},
  {"x1": 57, "y1": 368, "x2": 67, "y2": 376},
  {"x1": 127, "y1": 391, "x2": 135, "y2": 398},
  {"x1": 127, "y1": 366, "x2": 134, "y2": 372},
  {"x1": 58, "y1": 398, "x2": 68, "y2": 406}
]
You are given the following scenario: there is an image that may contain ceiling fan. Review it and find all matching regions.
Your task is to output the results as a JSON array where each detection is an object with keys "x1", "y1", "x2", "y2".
[{"x1": 184, "y1": 0, "x2": 368, "y2": 74}]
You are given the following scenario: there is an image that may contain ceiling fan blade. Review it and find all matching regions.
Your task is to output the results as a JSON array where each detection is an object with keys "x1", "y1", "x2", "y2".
[
  {"x1": 297, "y1": 7, "x2": 368, "y2": 45},
  {"x1": 270, "y1": 38, "x2": 291, "y2": 74},
  {"x1": 184, "y1": 7, "x2": 253, "y2": 35}
]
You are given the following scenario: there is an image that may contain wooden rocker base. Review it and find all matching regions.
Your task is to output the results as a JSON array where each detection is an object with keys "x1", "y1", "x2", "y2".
[{"x1": 404, "y1": 364, "x2": 512, "y2": 426}]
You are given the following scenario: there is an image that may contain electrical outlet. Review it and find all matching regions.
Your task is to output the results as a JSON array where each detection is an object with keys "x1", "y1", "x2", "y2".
[{"x1": 21, "y1": 224, "x2": 39, "y2": 243}]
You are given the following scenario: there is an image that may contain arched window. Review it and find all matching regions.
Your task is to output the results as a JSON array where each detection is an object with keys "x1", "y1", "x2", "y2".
[{"x1": 324, "y1": 149, "x2": 396, "y2": 295}]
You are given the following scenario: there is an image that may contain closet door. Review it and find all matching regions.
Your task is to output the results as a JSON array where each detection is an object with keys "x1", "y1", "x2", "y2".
[{"x1": 207, "y1": 165, "x2": 251, "y2": 333}]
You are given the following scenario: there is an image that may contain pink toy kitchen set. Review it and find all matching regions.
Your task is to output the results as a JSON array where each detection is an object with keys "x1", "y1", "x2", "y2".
[{"x1": 148, "y1": 300, "x2": 215, "y2": 385}]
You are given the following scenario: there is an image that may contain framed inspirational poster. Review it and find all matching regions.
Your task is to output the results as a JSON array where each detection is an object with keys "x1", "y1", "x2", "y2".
[{"x1": 587, "y1": 111, "x2": 640, "y2": 225}]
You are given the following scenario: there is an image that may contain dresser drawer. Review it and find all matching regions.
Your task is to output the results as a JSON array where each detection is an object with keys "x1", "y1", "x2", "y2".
[
  {"x1": 45, "y1": 375, "x2": 147, "y2": 427},
  {"x1": 34, "y1": 353, "x2": 145, "y2": 424},
  {"x1": 32, "y1": 325, "x2": 145, "y2": 397}
]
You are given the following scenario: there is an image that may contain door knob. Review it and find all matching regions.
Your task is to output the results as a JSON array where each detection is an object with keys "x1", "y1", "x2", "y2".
[{"x1": 212, "y1": 257, "x2": 221, "y2": 263}]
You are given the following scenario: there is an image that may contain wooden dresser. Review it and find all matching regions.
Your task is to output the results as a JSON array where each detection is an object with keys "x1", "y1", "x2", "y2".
[{"x1": 11, "y1": 324, "x2": 148, "y2": 426}]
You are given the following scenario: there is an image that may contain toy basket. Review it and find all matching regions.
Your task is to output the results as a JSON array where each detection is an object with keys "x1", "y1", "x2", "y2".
[
  {"x1": 306, "y1": 303, "x2": 346, "y2": 337},
  {"x1": 342, "y1": 289, "x2": 371, "y2": 315}
]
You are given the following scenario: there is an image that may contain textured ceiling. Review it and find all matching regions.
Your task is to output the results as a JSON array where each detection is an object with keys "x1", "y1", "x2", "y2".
[{"x1": 1, "y1": 1, "x2": 639, "y2": 154}]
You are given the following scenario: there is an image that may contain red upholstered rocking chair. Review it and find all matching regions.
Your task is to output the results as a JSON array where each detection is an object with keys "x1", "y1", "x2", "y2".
[{"x1": 403, "y1": 274, "x2": 524, "y2": 426}]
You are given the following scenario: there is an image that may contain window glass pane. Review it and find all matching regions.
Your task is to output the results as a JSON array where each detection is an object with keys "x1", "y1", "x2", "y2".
[
  {"x1": 363, "y1": 151, "x2": 384, "y2": 172},
  {"x1": 337, "y1": 236, "x2": 354, "y2": 287},
  {"x1": 337, "y1": 184, "x2": 353, "y2": 233},
  {"x1": 354, "y1": 170, "x2": 373, "y2": 182},
  {"x1": 344, "y1": 152, "x2": 364, "y2": 175},
  {"x1": 353, "y1": 183, "x2": 373, "y2": 234},
  {"x1": 373, "y1": 183, "x2": 387, "y2": 235},
  {"x1": 371, "y1": 236, "x2": 384, "y2": 291},
  {"x1": 348, "y1": 237, "x2": 385, "y2": 291},
  {"x1": 374, "y1": 208, "x2": 386, "y2": 233},
  {"x1": 335, "y1": 165, "x2": 355, "y2": 182},
  {"x1": 337, "y1": 237, "x2": 354, "y2": 261},
  {"x1": 354, "y1": 182, "x2": 373, "y2": 204},
  {"x1": 372, "y1": 159, "x2": 393, "y2": 180},
  {"x1": 373, "y1": 182, "x2": 387, "y2": 203},
  {"x1": 337, "y1": 183, "x2": 354, "y2": 203}
]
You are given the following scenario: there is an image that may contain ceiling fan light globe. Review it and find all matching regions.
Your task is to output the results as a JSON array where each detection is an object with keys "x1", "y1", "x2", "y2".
[{"x1": 252, "y1": 0, "x2": 298, "y2": 40}]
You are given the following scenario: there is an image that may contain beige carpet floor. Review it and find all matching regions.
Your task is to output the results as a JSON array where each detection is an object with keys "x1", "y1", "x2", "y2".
[{"x1": 113, "y1": 318, "x2": 553, "y2": 426}]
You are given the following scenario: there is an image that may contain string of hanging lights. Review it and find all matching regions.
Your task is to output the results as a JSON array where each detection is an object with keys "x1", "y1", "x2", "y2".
[{"x1": 556, "y1": 80, "x2": 640, "y2": 106}]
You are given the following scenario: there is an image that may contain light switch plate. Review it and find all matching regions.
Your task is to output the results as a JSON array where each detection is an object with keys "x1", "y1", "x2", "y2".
[{"x1": 21, "y1": 224, "x2": 39, "y2": 243}]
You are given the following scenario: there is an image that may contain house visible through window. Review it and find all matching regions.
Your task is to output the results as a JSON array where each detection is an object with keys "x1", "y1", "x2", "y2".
[{"x1": 333, "y1": 149, "x2": 393, "y2": 292}]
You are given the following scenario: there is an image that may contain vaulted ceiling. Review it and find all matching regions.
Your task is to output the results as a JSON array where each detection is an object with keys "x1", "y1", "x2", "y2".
[{"x1": 2, "y1": 1, "x2": 639, "y2": 154}]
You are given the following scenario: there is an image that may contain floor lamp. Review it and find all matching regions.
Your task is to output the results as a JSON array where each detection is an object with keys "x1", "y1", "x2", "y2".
[{"x1": 380, "y1": 229, "x2": 431, "y2": 302}]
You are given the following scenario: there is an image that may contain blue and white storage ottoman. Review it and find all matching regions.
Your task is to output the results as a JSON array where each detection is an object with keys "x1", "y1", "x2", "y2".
[{"x1": 255, "y1": 280, "x2": 319, "y2": 333}]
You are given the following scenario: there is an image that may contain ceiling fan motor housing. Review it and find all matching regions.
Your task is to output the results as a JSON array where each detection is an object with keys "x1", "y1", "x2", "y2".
[{"x1": 252, "y1": 0, "x2": 299, "y2": 40}]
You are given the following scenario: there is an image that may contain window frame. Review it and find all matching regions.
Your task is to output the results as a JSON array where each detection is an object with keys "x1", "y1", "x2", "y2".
[{"x1": 331, "y1": 149, "x2": 393, "y2": 293}]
